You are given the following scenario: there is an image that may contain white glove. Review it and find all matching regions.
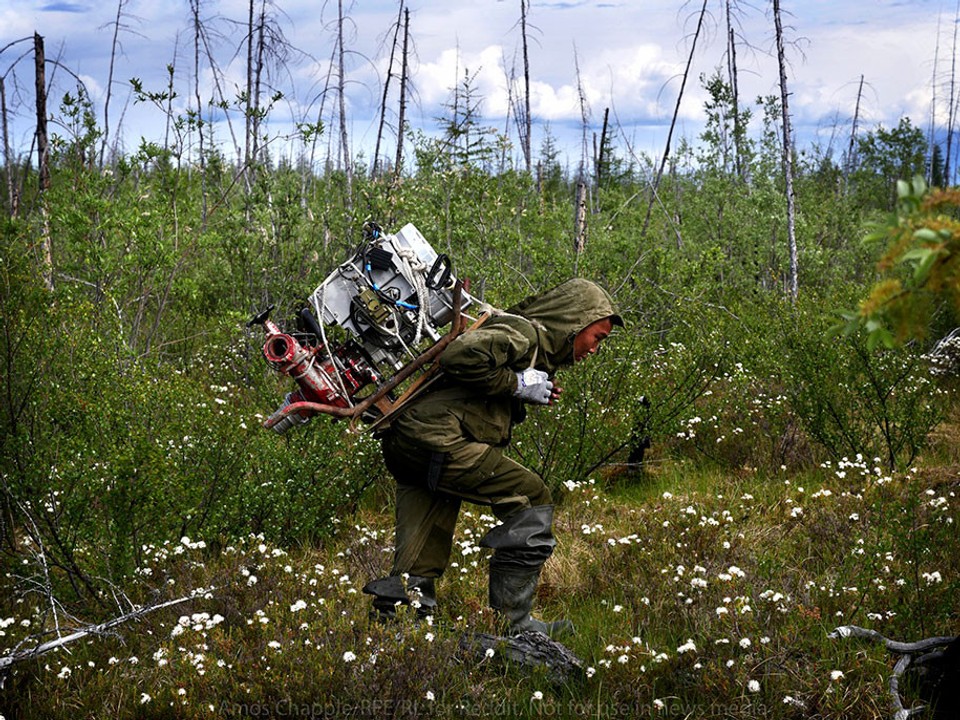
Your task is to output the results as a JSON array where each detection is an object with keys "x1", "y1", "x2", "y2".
[{"x1": 514, "y1": 368, "x2": 553, "y2": 405}]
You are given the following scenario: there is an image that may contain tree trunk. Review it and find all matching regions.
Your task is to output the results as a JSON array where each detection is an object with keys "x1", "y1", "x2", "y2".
[
  {"x1": 245, "y1": 0, "x2": 255, "y2": 182},
  {"x1": 773, "y1": 0, "x2": 799, "y2": 302},
  {"x1": 1, "y1": 75, "x2": 13, "y2": 217},
  {"x1": 946, "y1": 0, "x2": 959, "y2": 186},
  {"x1": 197, "y1": 18, "x2": 240, "y2": 161},
  {"x1": 253, "y1": 1, "x2": 267, "y2": 165},
  {"x1": 191, "y1": 0, "x2": 207, "y2": 221},
  {"x1": 726, "y1": 0, "x2": 748, "y2": 183},
  {"x1": 459, "y1": 631, "x2": 584, "y2": 683},
  {"x1": 520, "y1": 0, "x2": 532, "y2": 173},
  {"x1": 596, "y1": 106, "x2": 609, "y2": 192},
  {"x1": 34, "y1": 33, "x2": 53, "y2": 291},
  {"x1": 309, "y1": 40, "x2": 338, "y2": 176},
  {"x1": 639, "y1": 0, "x2": 707, "y2": 240},
  {"x1": 337, "y1": 0, "x2": 354, "y2": 213},
  {"x1": 843, "y1": 74, "x2": 864, "y2": 195},
  {"x1": 373, "y1": 1, "x2": 404, "y2": 177},
  {"x1": 928, "y1": 12, "x2": 943, "y2": 186},
  {"x1": 394, "y1": 7, "x2": 410, "y2": 181},
  {"x1": 613, "y1": 0, "x2": 707, "y2": 295},
  {"x1": 574, "y1": 47, "x2": 589, "y2": 183},
  {"x1": 99, "y1": 0, "x2": 126, "y2": 169},
  {"x1": 574, "y1": 180, "x2": 587, "y2": 254}
]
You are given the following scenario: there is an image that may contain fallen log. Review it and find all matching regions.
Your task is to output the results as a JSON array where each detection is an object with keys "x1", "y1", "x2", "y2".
[
  {"x1": 830, "y1": 625, "x2": 960, "y2": 720},
  {"x1": 459, "y1": 630, "x2": 584, "y2": 682}
]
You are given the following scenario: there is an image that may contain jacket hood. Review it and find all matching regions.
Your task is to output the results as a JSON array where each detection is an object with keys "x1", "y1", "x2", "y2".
[{"x1": 508, "y1": 278, "x2": 623, "y2": 370}]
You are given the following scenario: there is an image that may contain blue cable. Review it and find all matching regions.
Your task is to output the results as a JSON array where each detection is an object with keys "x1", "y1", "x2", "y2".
[{"x1": 366, "y1": 262, "x2": 419, "y2": 310}]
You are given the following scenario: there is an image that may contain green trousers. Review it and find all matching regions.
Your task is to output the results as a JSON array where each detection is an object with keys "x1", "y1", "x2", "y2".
[{"x1": 381, "y1": 431, "x2": 553, "y2": 578}]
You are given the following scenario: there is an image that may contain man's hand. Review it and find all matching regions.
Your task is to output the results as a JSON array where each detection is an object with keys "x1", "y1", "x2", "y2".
[{"x1": 514, "y1": 368, "x2": 557, "y2": 405}]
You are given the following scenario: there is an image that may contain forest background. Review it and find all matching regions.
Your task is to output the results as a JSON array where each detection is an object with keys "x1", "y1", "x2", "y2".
[{"x1": 2, "y1": 1, "x2": 960, "y2": 718}]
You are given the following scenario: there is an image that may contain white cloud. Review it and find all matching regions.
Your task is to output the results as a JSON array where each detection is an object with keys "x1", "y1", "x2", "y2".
[{"x1": 0, "y1": 0, "x2": 950, "y2": 165}]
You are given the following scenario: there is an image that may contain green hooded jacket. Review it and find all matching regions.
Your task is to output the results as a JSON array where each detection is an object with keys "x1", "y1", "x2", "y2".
[{"x1": 389, "y1": 278, "x2": 622, "y2": 451}]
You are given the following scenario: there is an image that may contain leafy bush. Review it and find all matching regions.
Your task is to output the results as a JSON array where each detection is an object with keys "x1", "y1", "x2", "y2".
[
  {"x1": 782, "y1": 304, "x2": 945, "y2": 471},
  {"x1": 0, "y1": 235, "x2": 382, "y2": 603}
]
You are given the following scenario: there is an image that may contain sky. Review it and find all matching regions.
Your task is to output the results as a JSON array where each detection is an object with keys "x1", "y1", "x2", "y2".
[{"x1": 0, "y1": 0, "x2": 952, "y2": 171}]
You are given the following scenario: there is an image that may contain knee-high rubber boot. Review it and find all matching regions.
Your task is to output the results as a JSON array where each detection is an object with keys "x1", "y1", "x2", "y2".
[
  {"x1": 363, "y1": 575, "x2": 437, "y2": 622},
  {"x1": 488, "y1": 566, "x2": 573, "y2": 638},
  {"x1": 481, "y1": 505, "x2": 573, "y2": 638}
]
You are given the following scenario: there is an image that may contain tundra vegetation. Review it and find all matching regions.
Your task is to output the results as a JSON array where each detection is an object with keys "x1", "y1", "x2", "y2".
[{"x1": 1, "y1": 16, "x2": 959, "y2": 720}]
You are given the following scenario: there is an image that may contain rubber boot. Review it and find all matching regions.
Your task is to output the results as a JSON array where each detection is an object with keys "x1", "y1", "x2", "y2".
[
  {"x1": 363, "y1": 575, "x2": 437, "y2": 623},
  {"x1": 488, "y1": 567, "x2": 573, "y2": 638}
]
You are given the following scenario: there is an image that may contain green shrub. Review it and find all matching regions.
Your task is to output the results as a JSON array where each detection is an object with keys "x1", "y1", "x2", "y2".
[
  {"x1": 782, "y1": 306, "x2": 945, "y2": 471},
  {"x1": 0, "y1": 245, "x2": 381, "y2": 603}
]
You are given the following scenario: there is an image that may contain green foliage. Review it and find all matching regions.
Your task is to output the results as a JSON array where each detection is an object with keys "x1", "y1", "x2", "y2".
[
  {"x1": 0, "y1": 225, "x2": 378, "y2": 603},
  {"x1": 3, "y1": 451, "x2": 959, "y2": 719},
  {"x1": 849, "y1": 118, "x2": 928, "y2": 210},
  {"x1": 840, "y1": 175, "x2": 960, "y2": 349},
  {"x1": 784, "y1": 301, "x2": 945, "y2": 471},
  {"x1": 2, "y1": 67, "x2": 956, "y2": 718}
]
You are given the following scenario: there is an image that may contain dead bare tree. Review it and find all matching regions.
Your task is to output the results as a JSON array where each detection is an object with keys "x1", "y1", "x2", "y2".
[
  {"x1": 928, "y1": 11, "x2": 943, "y2": 186},
  {"x1": 196, "y1": 11, "x2": 242, "y2": 163},
  {"x1": 34, "y1": 33, "x2": 53, "y2": 292},
  {"x1": 243, "y1": 0, "x2": 272, "y2": 187},
  {"x1": 725, "y1": 0, "x2": 749, "y2": 183},
  {"x1": 372, "y1": 1, "x2": 404, "y2": 177},
  {"x1": 252, "y1": 1, "x2": 268, "y2": 164},
  {"x1": 946, "y1": 0, "x2": 960, "y2": 185},
  {"x1": 306, "y1": 38, "x2": 338, "y2": 179},
  {"x1": 0, "y1": 594, "x2": 198, "y2": 672},
  {"x1": 1, "y1": 38, "x2": 35, "y2": 218},
  {"x1": 612, "y1": 0, "x2": 708, "y2": 295},
  {"x1": 638, "y1": 0, "x2": 707, "y2": 248},
  {"x1": 337, "y1": 0, "x2": 354, "y2": 213},
  {"x1": 233, "y1": 0, "x2": 304, "y2": 177},
  {"x1": 773, "y1": 0, "x2": 798, "y2": 302},
  {"x1": 573, "y1": 45, "x2": 590, "y2": 184},
  {"x1": 574, "y1": 181, "x2": 587, "y2": 255},
  {"x1": 595, "y1": 106, "x2": 609, "y2": 193},
  {"x1": 394, "y1": 7, "x2": 410, "y2": 180},
  {"x1": 843, "y1": 74, "x2": 864, "y2": 193},
  {"x1": 501, "y1": 51, "x2": 518, "y2": 174},
  {"x1": 190, "y1": 0, "x2": 207, "y2": 203},
  {"x1": 244, "y1": 0, "x2": 256, "y2": 177},
  {"x1": 98, "y1": 0, "x2": 132, "y2": 169},
  {"x1": 831, "y1": 625, "x2": 959, "y2": 720},
  {"x1": 519, "y1": 0, "x2": 532, "y2": 173},
  {"x1": 1, "y1": 76, "x2": 11, "y2": 217},
  {"x1": 573, "y1": 45, "x2": 590, "y2": 258}
]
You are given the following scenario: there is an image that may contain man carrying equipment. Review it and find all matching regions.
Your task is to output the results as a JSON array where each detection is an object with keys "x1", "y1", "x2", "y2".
[{"x1": 363, "y1": 278, "x2": 622, "y2": 637}]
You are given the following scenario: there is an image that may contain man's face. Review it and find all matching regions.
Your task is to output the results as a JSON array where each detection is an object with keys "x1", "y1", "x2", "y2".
[{"x1": 573, "y1": 317, "x2": 614, "y2": 361}]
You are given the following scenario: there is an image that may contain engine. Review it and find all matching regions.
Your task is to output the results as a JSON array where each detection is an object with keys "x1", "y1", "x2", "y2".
[{"x1": 249, "y1": 222, "x2": 473, "y2": 433}]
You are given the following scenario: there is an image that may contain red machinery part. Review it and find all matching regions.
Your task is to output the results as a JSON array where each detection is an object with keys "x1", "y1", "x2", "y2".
[{"x1": 261, "y1": 326, "x2": 349, "y2": 409}]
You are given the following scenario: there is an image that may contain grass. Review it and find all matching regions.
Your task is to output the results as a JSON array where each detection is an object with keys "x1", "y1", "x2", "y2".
[{"x1": 1, "y1": 432, "x2": 958, "y2": 719}]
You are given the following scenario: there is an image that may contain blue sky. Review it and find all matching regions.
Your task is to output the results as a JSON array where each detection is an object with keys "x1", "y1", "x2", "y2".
[{"x1": 0, "y1": 0, "x2": 950, "y2": 170}]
